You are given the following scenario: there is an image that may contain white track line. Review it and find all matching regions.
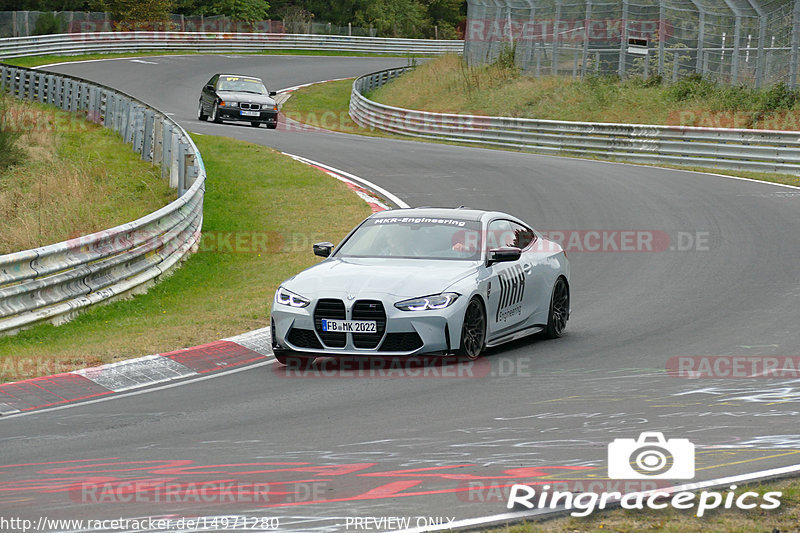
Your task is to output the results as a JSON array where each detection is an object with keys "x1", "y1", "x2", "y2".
[{"x1": 283, "y1": 153, "x2": 410, "y2": 208}]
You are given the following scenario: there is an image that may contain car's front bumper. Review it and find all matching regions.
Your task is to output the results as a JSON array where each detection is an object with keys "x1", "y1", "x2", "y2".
[
  {"x1": 218, "y1": 107, "x2": 278, "y2": 124},
  {"x1": 271, "y1": 295, "x2": 469, "y2": 357}
]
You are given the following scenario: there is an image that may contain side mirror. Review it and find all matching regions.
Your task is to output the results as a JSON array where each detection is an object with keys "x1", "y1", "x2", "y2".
[
  {"x1": 487, "y1": 247, "x2": 521, "y2": 266},
  {"x1": 205, "y1": 84, "x2": 214, "y2": 91},
  {"x1": 269, "y1": 91, "x2": 277, "y2": 97},
  {"x1": 313, "y1": 242, "x2": 334, "y2": 258}
]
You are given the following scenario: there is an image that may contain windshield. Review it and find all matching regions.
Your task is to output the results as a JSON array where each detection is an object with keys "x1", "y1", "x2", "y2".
[
  {"x1": 217, "y1": 76, "x2": 268, "y2": 95},
  {"x1": 335, "y1": 217, "x2": 483, "y2": 260}
]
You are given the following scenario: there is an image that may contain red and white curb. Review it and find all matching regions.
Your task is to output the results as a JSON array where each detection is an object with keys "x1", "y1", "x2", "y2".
[
  {"x1": 0, "y1": 157, "x2": 405, "y2": 416},
  {"x1": 0, "y1": 328, "x2": 271, "y2": 416},
  {"x1": 283, "y1": 152, "x2": 409, "y2": 210}
]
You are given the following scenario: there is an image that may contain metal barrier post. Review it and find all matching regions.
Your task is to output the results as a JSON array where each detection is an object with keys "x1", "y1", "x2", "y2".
[
  {"x1": 619, "y1": 0, "x2": 628, "y2": 78},
  {"x1": 177, "y1": 141, "x2": 187, "y2": 197},
  {"x1": 791, "y1": 0, "x2": 800, "y2": 88},
  {"x1": 153, "y1": 115, "x2": 164, "y2": 166},
  {"x1": 658, "y1": 0, "x2": 665, "y2": 76},
  {"x1": 162, "y1": 123, "x2": 172, "y2": 181},
  {"x1": 552, "y1": 0, "x2": 561, "y2": 75},
  {"x1": 581, "y1": 0, "x2": 592, "y2": 78},
  {"x1": 170, "y1": 132, "x2": 180, "y2": 190},
  {"x1": 142, "y1": 110, "x2": 155, "y2": 162}
]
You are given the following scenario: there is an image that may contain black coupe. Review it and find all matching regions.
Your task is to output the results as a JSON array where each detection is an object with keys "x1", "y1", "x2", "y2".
[{"x1": 198, "y1": 73, "x2": 279, "y2": 129}]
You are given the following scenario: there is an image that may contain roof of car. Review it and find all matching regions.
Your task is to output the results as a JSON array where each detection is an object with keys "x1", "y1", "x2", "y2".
[{"x1": 371, "y1": 207, "x2": 494, "y2": 222}]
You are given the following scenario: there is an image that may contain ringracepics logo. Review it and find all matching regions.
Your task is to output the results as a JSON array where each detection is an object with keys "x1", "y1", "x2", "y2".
[
  {"x1": 608, "y1": 432, "x2": 694, "y2": 479},
  {"x1": 507, "y1": 432, "x2": 782, "y2": 517},
  {"x1": 506, "y1": 482, "x2": 782, "y2": 517}
]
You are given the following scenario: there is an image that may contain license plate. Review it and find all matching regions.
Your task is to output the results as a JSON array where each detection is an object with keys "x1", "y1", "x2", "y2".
[
  {"x1": 240, "y1": 110, "x2": 260, "y2": 117},
  {"x1": 321, "y1": 319, "x2": 377, "y2": 333}
]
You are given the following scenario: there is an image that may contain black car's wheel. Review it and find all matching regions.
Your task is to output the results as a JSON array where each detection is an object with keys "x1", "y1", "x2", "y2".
[
  {"x1": 210, "y1": 102, "x2": 222, "y2": 123},
  {"x1": 274, "y1": 351, "x2": 315, "y2": 368},
  {"x1": 250, "y1": 122, "x2": 261, "y2": 127},
  {"x1": 544, "y1": 277, "x2": 569, "y2": 338},
  {"x1": 267, "y1": 122, "x2": 278, "y2": 130},
  {"x1": 197, "y1": 100, "x2": 208, "y2": 121},
  {"x1": 457, "y1": 297, "x2": 486, "y2": 360}
]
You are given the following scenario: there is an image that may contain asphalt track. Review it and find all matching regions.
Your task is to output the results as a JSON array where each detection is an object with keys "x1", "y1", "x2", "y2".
[{"x1": 2, "y1": 55, "x2": 800, "y2": 531}]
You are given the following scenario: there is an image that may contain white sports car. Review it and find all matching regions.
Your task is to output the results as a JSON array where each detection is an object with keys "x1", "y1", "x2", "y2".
[{"x1": 270, "y1": 208, "x2": 570, "y2": 365}]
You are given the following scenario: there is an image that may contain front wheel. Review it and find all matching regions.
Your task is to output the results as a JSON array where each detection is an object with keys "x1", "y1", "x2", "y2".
[
  {"x1": 197, "y1": 100, "x2": 208, "y2": 121},
  {"x1": 544, "y1": 277, "x2": 569, "y2": 338},
  {"x1": 456, "y1": 297, "x2": 486, "y2": 360},
  {"x1": 267, "y1": 122, "x2": 277, "y2": 130},
  {"x1": 210, "y1": 102, "x2": 222, "y2": 123},
  {"x1": 250, "y1": 122, "x2": 261, "y2": 128}
]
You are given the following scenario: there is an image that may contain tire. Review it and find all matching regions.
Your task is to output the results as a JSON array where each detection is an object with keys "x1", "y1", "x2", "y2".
[
  {"x1": 544, "y1": 277, "x2": 569, "y2": 339},
  {"x1": 267, "y1": 123, "x2": 277, "y2": 130},
  {"x1": 274, "y1": 351, "x2": 315, "y2": 368},
  {"x1": 210, "y1": 102, "x2": 222, "y2": 123},
  {"x1": 456, "y1": 297, "x2": 486, "y2": 360},
  {"x1": 197, "y1": 100, "x2": 208, "y2": 121},
  {"x1": 250, "y1": 122, "x2": 261, "y2": 128}
]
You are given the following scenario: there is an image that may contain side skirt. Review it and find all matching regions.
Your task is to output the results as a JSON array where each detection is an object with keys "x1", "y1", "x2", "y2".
[{"x1": 486, "y1": 325, "x2": 545, "y2": 348}]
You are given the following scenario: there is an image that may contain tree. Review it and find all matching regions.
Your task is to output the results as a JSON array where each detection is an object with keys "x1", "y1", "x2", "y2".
[
  {"x1": 423, "y1": 0, "x2": 464, "y2": 38},
  {"x1": 204, "y1": 0, "x2": 270, "y2": 22},
  {"x1": 352, "y1": 0, "x2": 431, "y2": 38},
  {"x1": 90, "y1": 0, "x2": 174, "y2": 26}
]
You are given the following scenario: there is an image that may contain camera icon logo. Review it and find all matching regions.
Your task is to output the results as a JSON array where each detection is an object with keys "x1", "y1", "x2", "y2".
[{"x1": 608, "y1": 432, "x2": 695, "y2": 479}]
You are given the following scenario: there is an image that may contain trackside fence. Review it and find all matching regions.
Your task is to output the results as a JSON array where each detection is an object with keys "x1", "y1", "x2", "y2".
[
  {"x1": 0, "y1": 63, "x2": 205, "y2": 335},
  {"x1": 0, "y1": 32, "x2": 464, "y2": 59},
  {"x1": 350, "y1": 67, "x2": 800, "y2": 175}
]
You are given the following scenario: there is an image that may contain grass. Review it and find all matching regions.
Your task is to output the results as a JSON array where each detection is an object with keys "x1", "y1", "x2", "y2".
[
  {"x1": 0, "y1": 97, "x2": 174, "y2": 254},
  {"x1": 3, "y1": 50, "x2": 430, "y2": 69},
  {"x1": 0, "y1": 133, "x2": 372, "y2": 382},
  {"x1": 370, "y1": 54, "x2": 800, "y2": 130},
  {"x1": 281, "y1": 78, "x2": 390, "y2": 137},
  {"x1": 484, "y1": 477, "x2": 800, "y2": 532},
  {"x1": 282, "y1": 56, "x2": 800, "y2": 187},
  {"x1": 0, "y1": 96, "x2": 23, "y2": 169}
]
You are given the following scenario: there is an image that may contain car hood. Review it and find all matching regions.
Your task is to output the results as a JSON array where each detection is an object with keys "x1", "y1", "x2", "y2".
[
  {"x1": 217, "y1": 91, "x2": 276, "y2": 106},
  {"x1": 283, "y1": 258, "x2": 481, "y2": 300}
]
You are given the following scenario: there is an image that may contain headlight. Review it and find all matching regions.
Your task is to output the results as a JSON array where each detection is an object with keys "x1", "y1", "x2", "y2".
[
  {"x1": 276, "y1": 286, "x2": 310, "y2": 308},
  {"x1": 395, "y1": 293, "x2": 459, "y2": 311},
  {"x1": 219, "y1": 100, "x2": 238, "y2": 107}
]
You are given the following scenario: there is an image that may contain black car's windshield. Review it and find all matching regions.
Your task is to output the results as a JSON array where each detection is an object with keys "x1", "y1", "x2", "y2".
[
  {"x1": 335, "y1": 217, "x2": 483, "y2": 260},
  {"x1": 217, "y1": 76, "x2": 268, "y2": 95}
]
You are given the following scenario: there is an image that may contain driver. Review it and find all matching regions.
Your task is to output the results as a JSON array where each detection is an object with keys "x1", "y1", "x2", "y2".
[{"x1": 451, "y1": 229, "x2": 480, "y2": 254}]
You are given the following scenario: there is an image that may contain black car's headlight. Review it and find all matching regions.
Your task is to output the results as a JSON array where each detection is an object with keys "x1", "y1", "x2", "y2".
[
  {"x1": 276, "y1": 286, "x2": 310, "y2": 308},
  {"x1": 395, "y1": 293, "x2": 460, "y2": 311},
  {"x1": 219, "y1": 100, "x2": 238, "y2": 107}
]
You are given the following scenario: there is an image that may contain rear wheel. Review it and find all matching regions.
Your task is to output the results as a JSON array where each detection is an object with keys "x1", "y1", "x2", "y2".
[
  {"x1": 456, "y1": 297, "x2": 486, "y2": 360},
  {"x1": 544, "y1": 277, "x2": 569, "y2": 338},
  {"x1": 197, "y1": 100, "x2": 207, "y2": 121}
]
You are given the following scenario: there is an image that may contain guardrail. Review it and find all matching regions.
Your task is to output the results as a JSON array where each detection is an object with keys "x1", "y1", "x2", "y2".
[
  {"x1": 0, "y1": 32, "x2": 464, "y2": 59},
  {"x1": 350, "y1": 68, "x2": 800, "y2": 175},
  {"x1": 0, "y1": 63, "x2": 205, "y2": 335}
]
